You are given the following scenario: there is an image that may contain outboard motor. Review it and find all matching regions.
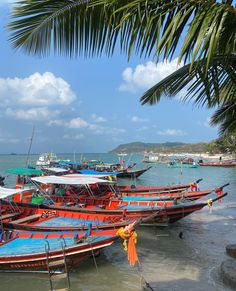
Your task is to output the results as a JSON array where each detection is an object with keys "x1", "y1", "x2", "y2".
[{"x1": 0, "y1": 175, "x2": 5, "y2": 186}]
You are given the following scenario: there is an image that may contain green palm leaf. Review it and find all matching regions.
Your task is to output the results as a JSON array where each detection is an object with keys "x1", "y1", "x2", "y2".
[
  {"x1": 140, "y1": 55, "x2": 236, "y2": 134},
  {"x1": 141, "y1": 56, "x2": 235, "y2": 104},
  {"x1": 7, "y1": 0, "x2": 236, "y2": 135},
  {"x1": 211, "y1": 102, "x2": 236, "y2": 135},
  {"x1": 8, "y1": 0, "x2": 236, "y2": 69}
]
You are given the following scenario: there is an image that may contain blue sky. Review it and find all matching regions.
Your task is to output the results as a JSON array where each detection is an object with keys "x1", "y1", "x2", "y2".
[{"x1": 0, "y1": 1, "x2": 219, "y2": 154}]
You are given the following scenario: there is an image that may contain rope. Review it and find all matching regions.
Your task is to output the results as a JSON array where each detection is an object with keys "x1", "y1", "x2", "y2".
[{"x1": 89, "y1": 241, "x2": 99, "y2": 273}]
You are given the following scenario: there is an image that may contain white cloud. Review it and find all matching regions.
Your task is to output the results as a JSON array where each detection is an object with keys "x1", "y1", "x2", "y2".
[
  {"x1": 67, "y1": 117, "x2": 102, "y2": 132},
  {"x1": 67, "y1": 117, "x2": 88, "y2": 129},
  {"x1": 131, "y1": 116, "x2": 149, "y2": 123},
  {"x1": 119, "y1": 58, "x2": 183, "y2": 93},
  {"x1": 5, "y1": 107, "x2": 59, "y2": 121},
  {"x1": 65, "y1": 115, "x2": 126, "y2": 137},
  {"x1": 0, "y1": 72, "x2": 76, "y2": 107},
  {"x1": 91, "y1": 114, "x2": 106, "y2": 123},
  {"x1": 157, "y1": 129, "x2": 186, "y2": 136}
]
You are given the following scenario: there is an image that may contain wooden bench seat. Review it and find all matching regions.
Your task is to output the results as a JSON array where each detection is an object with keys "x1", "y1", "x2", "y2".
[
  {"x1": 0, "y1": 212, "x2": 21, "y2": 220},
  {"x1": 10, "y1": 214, "x2": 42, "y2": 224}
]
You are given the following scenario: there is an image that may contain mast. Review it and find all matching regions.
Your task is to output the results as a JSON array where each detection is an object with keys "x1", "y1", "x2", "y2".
[{"x1": 25, "y1": 126, "x2": 35, "y2": 167}]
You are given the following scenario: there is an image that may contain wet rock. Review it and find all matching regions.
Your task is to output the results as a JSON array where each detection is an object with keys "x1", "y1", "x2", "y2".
[
  {"x1": 226, "y1": 244, "x2": 236, "y2": 259},
  {"x1": 221, "y1": 259, "x2": 236, "y2": 289}
]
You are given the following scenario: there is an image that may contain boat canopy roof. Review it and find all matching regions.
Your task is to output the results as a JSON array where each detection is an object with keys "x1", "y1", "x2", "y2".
[
  {"x1": 42, "y1": 167, "x2": 69, "y2": 173},
  {"x1": 62, "y1": 161, "x2": 82, "y2": 166},
  {"x1": 31, "y1": 174, "x2": 113, "y2": 185},
  {"x1": 78, "y1": 169, "x2": 120, "y2": 176},
  {"x1": 7, "y1": 167, "x2": 43, "y2": 176},
  {"x1": 0, "y1": 186, "x2": 25, "y2": 199}
]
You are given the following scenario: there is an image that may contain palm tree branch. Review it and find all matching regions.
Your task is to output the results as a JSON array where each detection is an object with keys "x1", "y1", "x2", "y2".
[
  {"x1": 140, "y1": 55, "x2": 236, "y2": 107},
  {"x1": 8, "y1": 0, "x2": 236, "y2": 67}
]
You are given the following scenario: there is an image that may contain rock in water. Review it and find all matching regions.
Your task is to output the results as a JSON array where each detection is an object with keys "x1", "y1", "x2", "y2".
[
  {"x1": 221, "y1": 259, "x2": 236, "y2": 289},
  {"x1": 226, "y1": 244, "x2": 236, "y2": 259}
]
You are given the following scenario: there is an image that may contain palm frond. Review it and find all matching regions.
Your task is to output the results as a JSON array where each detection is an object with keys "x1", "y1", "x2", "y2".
[
  {"x1": 140, "y1": 55, "x2": 236, "y2": 135},
  {"x1": 211, "y1": 102, "x2": 236, "y2": 135},
  {"x1": 8, "y1": 0, "x2": 236, "y2": 69},
  {"x1": 140, "y1": 55, "x2": 236, "y2": 108}
]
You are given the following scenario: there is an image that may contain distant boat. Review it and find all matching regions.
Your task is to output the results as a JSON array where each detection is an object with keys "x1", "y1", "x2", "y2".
[
  {"x1": 198, "y1": 159, "x2": 236, "y2": 167},
  {"x1": 168, "y1": 161, "x2": 200, "y2": 168},
  {"x1": 116, "y1": 166, "x2": 152, "y2": 178},
  {"x1": 142, "y1": 152, "x2": 159, "y2": 163},
  {"x1": 36, "y1": 152, "x2": 58, "y2": 167}
]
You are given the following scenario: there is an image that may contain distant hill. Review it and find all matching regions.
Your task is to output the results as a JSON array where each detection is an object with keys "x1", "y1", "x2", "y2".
[{"x1": 110, "y1": 141, "x2": 208, "y2": 153}]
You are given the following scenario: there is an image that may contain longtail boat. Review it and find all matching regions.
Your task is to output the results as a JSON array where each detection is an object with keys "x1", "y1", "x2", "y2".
[
  {"x1": 0, "y1": 187, "x2": 160, "y2": 232},
  {"x1": 30, "y1": 175, "x2": 227, "y2": 203},
  {"x1": 198, "y1": 160, "x2": 236, "y2": 167},
  {"x1": 6, "y1": 167, "x2": 204, "y2": 199},
  {"x1": 0, "y1": 229, "x2": 119, "y2": 271},
  {"x1": 1, "y1": 191, "x2": 227, "y2": 226},
  {"x1": 2, "y1": 174, "x2": 229, "y2": 226},
  {"x1": 116, "y1": 166, "x2": 152, "y2": 178},
  {"x1": 31, "y1": 192, "x2": 229, "y2": 224},
  {"x1": 119, "y1": 184, "x2": 229, "y2": 201},
  {"x1": 118, "y1": 179, "x2": 203, "y2": 193}
]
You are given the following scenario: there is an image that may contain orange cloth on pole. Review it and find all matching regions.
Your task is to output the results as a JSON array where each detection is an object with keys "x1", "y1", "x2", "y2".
[{"x1": 117, "y1": 223, "x2": 140, "y2": 267}]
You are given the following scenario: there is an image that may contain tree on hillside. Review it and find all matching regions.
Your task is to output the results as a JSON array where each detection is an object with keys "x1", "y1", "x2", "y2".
[
  {"x1": 8, "y1": 0, "x2": 236, "y2": 135},
  {"x1": 207, "y1": 134, "x2": 236, "y2": 154}
]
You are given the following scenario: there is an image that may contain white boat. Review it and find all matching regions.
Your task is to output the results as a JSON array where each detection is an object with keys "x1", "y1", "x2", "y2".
[
  {"x1": 36, "y1": 152, "x2": 58, "y2": 166},
  {"x1": 142, "y1": 152, "x2": 160, "y2": 163}
]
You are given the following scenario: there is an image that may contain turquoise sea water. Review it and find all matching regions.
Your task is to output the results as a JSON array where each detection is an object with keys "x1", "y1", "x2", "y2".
[{"x1": 0, "y1": 153, "x2": 235, "y2": 290}]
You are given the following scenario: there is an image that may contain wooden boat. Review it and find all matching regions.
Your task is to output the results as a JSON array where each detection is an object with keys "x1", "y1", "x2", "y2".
[
  {"x1": 33, "y1": 192, "x2": 229, "y2": 224},
  {"x1": 6, "y1": 167, "x2": 202, "y2": 198},
  {"x1": 45, "y1": 186, "x2": 222, "y2": 202},
  {"x1": 0, "y1": 229, "x2": 119, "y2": 271},
  {"x1": 198, "y1": 160, "x2": 236, "y2": 167},
  {"x1": 79, "y1": 165, "x2": 152, "y2": 179},
  {"x1": 0, "y1": 186, "x2": 162, "y2": 232},
  {"x1": 118, "y1": 179, "x2": 203, "y2": 193},
  {"x1": 2, "y1": 175, "x2": 228, "y2": 227},
  {"x1": 2, "y1": 190, "x2": 227, "y2": 226},
  {"x1": 118, "y1": 183, "x2": 229, "y2": 201},
  {"x1": 77, "y1": 161, "x2": 151, "y2": 179},
  {"x1": 116, "y1": 166, "x2": 152, "y2": 178},
  {"x1": 0, "y1": 200, "x2": 135, "y2": 232},
  {"x1": 28, "y1": 175, "x2": 220, "y2": 204},
  {"x1": 120, "y1": 188, "x2": 219, "y2": 201}
]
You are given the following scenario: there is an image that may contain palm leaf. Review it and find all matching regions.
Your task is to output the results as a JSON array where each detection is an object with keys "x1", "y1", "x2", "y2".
[
  {"x1": 140, "y1": 55, "x2": 236, "y2": 135},
  {"x1": 211, "y1": 102, "x2": 236, "y2": 135},
  {"x1": 8, "y1": 0, "x2": 236, "y2": 70},
  {"x1": 140, "y1": 55, "x2": 236, "y2": 106}
]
